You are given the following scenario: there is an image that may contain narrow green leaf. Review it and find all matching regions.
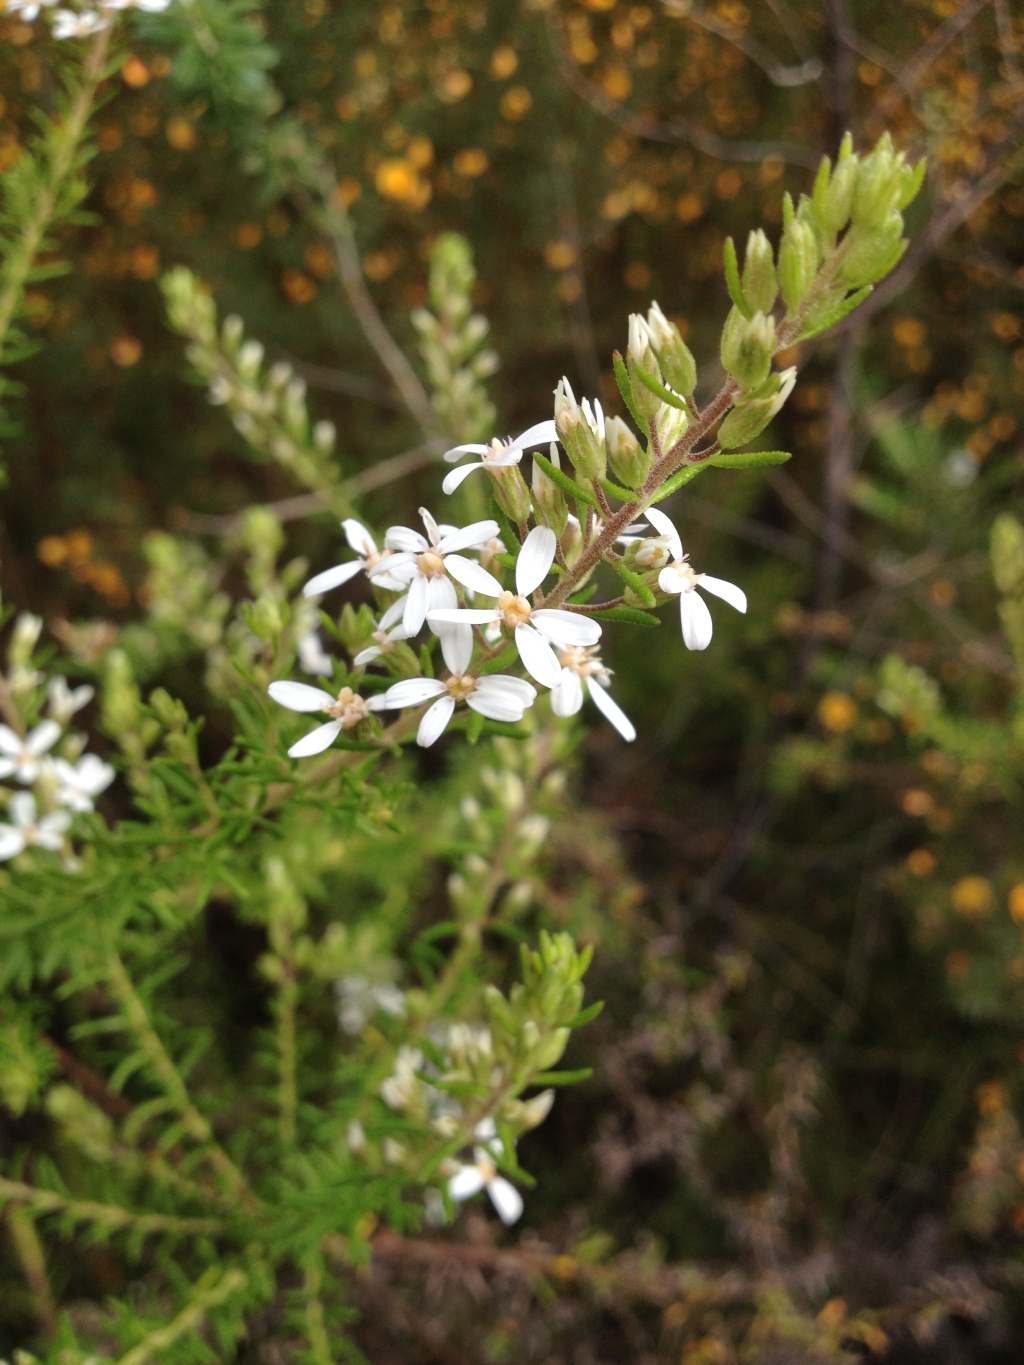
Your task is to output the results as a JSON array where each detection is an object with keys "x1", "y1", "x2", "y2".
[
  {"x1": 490, "y1": 499, "x2": 520, "y2": 560},
  {"x1": 533, "y1": 450, "x2": 600, "y2": 509},
  {"x1": 609, "y1": 559, "x2": 656, "y2": 608},
  {"x1": 612, "y1": 350, "x2": 645, "y2": 429},
  {"x1": 708, "y1": 450, "x2": 792, "y2": 469},
  {"x1": 798, "y1": 284, "x2": 872, "y2": 341},
  {"x1": 466, "y1": 709, "x2": 485, "y2": 744},
  {"x1": 600, "y1": 477, "x2": 640, "y2": 503},
  {"x1": 479, "y1": 643, "x2": 519, "y2": 676},
  {"x1": 590, "y1": 606, "x2": 660, "y2": 627},
  {"x1": 632, "y1": 364, "x2": 690, "y2": 411},
  {"x1": 569, "y1": 1000, "x2": 605, "y2": 1027},
  {"x1": 723, "y1": 236, "x2": 750, "y2": 318},
  {"x1": 651, "y1": 463, "x2": 707, "y2": 502},
  {"x1": 532, "y1": 1068, "x2": 594, "y2": 1086}
]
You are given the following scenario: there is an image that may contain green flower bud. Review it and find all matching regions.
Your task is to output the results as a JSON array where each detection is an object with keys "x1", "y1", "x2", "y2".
[
  {"x1": 626, "y1": 313, "x2": 663, "y2": 420},
  {"x1": 778, "y1": 219, "x2": 819, "y2": 311},
  {"x1": 606, "y1": 415, "x2": 651, "y2": 489},
  {"x1": 554, "y1": 378, "x2": 607, "y2": 481},
  {"x1": 717, "y1": 367, "x2": 796, "y2": 449},
  {"x1": 720, "y1": 307, "x2": 776, "y2": 391},
  {"x1": 822, "y1": 155, "x2": 858, "y2": 234},
  {"x1": 645, "y1": 301, "x2": 697, "y2": 396},
  {"x1": 488, "y1": 463, "x2": 532, "y2": 525},
  {"x1": 741, "y1": 230, "x2": 778, "y2": 314},
  {"x1": 836, "y1": 211, "x2": 905, "y2": 289},
  {"x1": 851, "y1": 133, "x2": 908, "y2": 228},
  {"x1": 654, "y1": 402, "x2": 688, "y2": 455},
  {"x1": 532, "y1": 441, "x2": 569, "y2": 535}
]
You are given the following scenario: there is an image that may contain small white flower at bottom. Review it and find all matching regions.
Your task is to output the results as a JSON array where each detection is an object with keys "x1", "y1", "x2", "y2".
[
  {"x1": 47, "y1": 676, "x2": 94, "y2": 726},
  {"x1": 550, "y1": 647, "x2": 635, "y2": 741},
  {"x1": 0, "y1": 793, "x2": 71, "y2": 862},
  {"x1": 52, "y1": 7, "x2": 110, "y2": 37},
  {"x1": 51, "y1": 754, "x2": 115, "y2": 812},
  {"x1": 268, "y1": 681, "x2": 387, "y2": 757},
  {"x1": 0, "y1": 721, "x2": 61, "y2": 784},
  {"x1": 645, "y1": 507, "x2": 746, "y2": 650},
  {"x1": 447, "y1": 1118, "x2": 523, "y2": 1226}
]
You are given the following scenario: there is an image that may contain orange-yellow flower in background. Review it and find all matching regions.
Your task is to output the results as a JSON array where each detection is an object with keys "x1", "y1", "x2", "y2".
[
  {"x1": 906, "y1": 849, "x2": 936, "y2": 878},
  {"x1": 453, "y1": 148, "x2": 489, "y2": 178},
  {"x1": 500, "y1": 86, "x2": 532, "y2": 121},
  {"x1": 1009, "y1": 883, "x2": 1024, "y2": 923},
  {"x1": 951, "y1": 876, "x2": 994, "y2": 917},
  {"x1": 818, "y1": 691, "x2": 857, "y2": 733}
]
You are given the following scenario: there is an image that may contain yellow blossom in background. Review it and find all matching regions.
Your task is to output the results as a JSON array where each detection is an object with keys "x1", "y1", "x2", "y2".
[
  {"x1": 1008, "y1": 884, "x2": 1024, "y2": 923},
  {"x1": 907, "y1": 849, "x2": 937, "y2": 877},
  {"x1": 500, "y1": 86, "x2": 532, "y2": 120},
  {"x1": 818, "y1": 691, "x2": 858, "y2": 734},
  {"x1": 951, "y1": 876, "x2": 994, "y2": 917},
  {"x1": 453, "y1": 148, "x2": 489, "y2": 178}
]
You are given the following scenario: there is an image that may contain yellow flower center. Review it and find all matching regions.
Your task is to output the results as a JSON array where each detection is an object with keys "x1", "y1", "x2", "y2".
[
  {"x1": 497, "y1": 590, "x2": 532, "y2": 628},
  {"x1": 446, "y1": 674, "x2": 478, "y2": 701},
  {"x1": 323, "y1": 687, "x2": 371, "y2": 729},
  {"x1": 559, "y1": 645, "x2": 607, "y2": 681},
  {"x1": 634, "y1": 538, "x2": 672, "y2": 571},
  {"x1": 673, "y1": 561, "x2": 698, "y2": 591},
  {"x1": 416, "y1": 550, "x2": 446, "y2": 578}
]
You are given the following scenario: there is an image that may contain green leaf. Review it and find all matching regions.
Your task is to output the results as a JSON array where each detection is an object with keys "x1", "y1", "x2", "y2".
[
  {"x1": 612, "y1": 350, "x2": 645, "y2": 429},
  {"x1": 532, "y1": 1068, "x2": 594, "y2": 1086},
  {"x1": 609, "y1": 559, "x2": 656, "y2": 608},
  {"x1": 723, "y1": 236, "x2": 750, "y2": 318},
  {"x1": 567, "y1": 581, "x2": 598, "y2": 605},
  {"x1": 708, "y1": 450, "x2": 792, "y2": 469},
  {"x1": 651, "y1": 463, "x2": 707, "y2": 502},
  {"x1": 569, "y1": 1000, "x2": 604, "y2": 1027},
  {"x1": 466, "y1": 709, "x2": 485, "y2": 744},
  {"x1": 798, "y1": 284, "x2": 873, "y2": 341},
  {"x1": 490, "y1": 499, "x2": 520, "y2": 560},
  {"x1": 632, "y1": 365, "x2": 690, "y2": 412},
  {"x1": 479, "y1": 644, "x2": 519, "y2": 676},
  {"x1": 533, "y1": 450, "x2": 600, "y2": 509},
  {"x1": 600, "y1": 477, "x2": 640, "y2": 503},
  {"x1": 590, "y1": 607, "x2": 660, "y2": 627}
]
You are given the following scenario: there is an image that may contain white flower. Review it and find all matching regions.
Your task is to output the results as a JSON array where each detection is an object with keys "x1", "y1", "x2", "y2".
[
  {"x1": 297, "y1": 632, "x2": 332, "y2": 678},
  {"x1": 6, "y1": 0, "x2": 57, "y2": 19},
  {"x1": 336, "y1": 975, "x2": 406, "y2": 1035},
  {"x1": 0, "y1": 793, "x2": 71, "y2": 862},
  {"x1": 268, "y1": 681, "x2": 387, "y2": 757},
  {"x1": 380, "y1": 1046, "x2": 424, "y2": 1111},
  {"x1": 0, "y1": 721, "x2": 61, "y2": 784},
  {"x1": 381, "y1": 628, "x2": 536, "y2": 748},
  {"x1": 377, "y1": 508, "x2": 504, "y2": 638},
  {"x1": 52, "y1": 7, "x2": 110, "y2": 37},
  {"x1": 303, "y1": 518, "x2": 405, "y2": 597},
  {"x1": 46, "y1": 676, "x2": 94, "y2": 726},
  {"x1": 100, "y1": 0, "x2": 172, "y2": 9},
  {"x1": 447, "y1": 1118, "x2": 523, "y2": 1226},
  {"x1": 550, "y1": 646, "x2": 635, "y2": 741},
  {"x1": 428, "y1": 525, "x2": 600, "y2": 688},
  {"x1": 441, "y1": 420, "x2": 557, "y2": 495},
  {"x1": 351, "y1": 601, "x2": 411, "y2": 667},
  {"x1": 645, "y1": 508, "x2": 747, "y2": 650},
  {"x1": 51, "y1": 754, "x2": 115, "y2": 812}
]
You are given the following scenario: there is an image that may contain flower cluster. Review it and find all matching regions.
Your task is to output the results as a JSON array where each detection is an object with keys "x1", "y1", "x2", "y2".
[
  {"x1": 7, "y1": 0, "x2": 172, "y2": 38},
  {"x1": 0, "y1": 629, "x2": 114, "y2": 864}
]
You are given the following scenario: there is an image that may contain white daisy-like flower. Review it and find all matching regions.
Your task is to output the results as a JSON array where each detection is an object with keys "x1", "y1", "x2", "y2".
[
  {"x1": 447, "y1": 1117, "x2": 523, "y2": 1226},
  {"x1": 268, "y1": 681, "x2": 387, "y2": 757},
  {"x1": 0, "y1": 793, "x2": 71, "y2": 862},
  {"x1": 297, "y1": 632, "x2": 333, "y2": 678},
  {"x1": 51, "y1": 754, "x2": 115, "y2": 813},
  {"x1": 380, "y1": 628, "x2": 536, "y2": 749},
  {"x1": 550, "y1": 646, "x2": 635, "y2": 741},
  {"x1": 100, "y1": 0, "x2": 172, "y2": 10},
  {"x1": 6, "y1": 0, "x2": 57, "y2": 20},
  {"x1": 351, "y1": 600, "x2": 412, "y2": 667},
  {"x1": 644, "y1": 507, "x2": 747, "y2": 650},
  {"x1": 46, "y1": 676, "x2": 94, "y2": 726},
  {"x1": 428, "y1": 525, "x2": 600, "y2": 688},
  {"x1": 0, "y1": 721, "x2": 61, "y2": 785},
  {"x1": 335, "y1": 975, "x2": 407, "y2": 1035},
  {"x1": 376, "y1": 508, "x2": 504, "y2": 638},
  {"x1": 441, "y1": 420, "x2": 557, "y2": 495},
  {"x1": 52, "y1": 7, "x2": 110, "y2": 37},
  {"x1": 303, "y1": 518, "x2": 405, "y2": 598}
]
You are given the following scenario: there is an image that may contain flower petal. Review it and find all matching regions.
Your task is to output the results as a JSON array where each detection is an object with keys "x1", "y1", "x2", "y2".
[
  {"x1": 516, "y1": 525, "x2": 557, "y2": 597},
  {"x1": 550, "y1": 668, "x2": 583, "y2": 717},
  {"x1": 679, "y1": 590, "x2": 714, "y2": 650},
  {"x1": 417, "y1": 695, "x2": 456, "y2": 747},
  {"x1": 269, "y1": 681, "x2": 333, "y2": 713},
  {"x1": 385, "y1": 526, "x2": 428, "y2": 554},
  {"x1": 586, "y1": 678, "x2": 636, "y2": 741},
  {"x1": 419, "y1": 507, "x2": 441, "y2": 545},
  {"x1": 288, "y1": 720, "x2": 343, "y2": 758},
  {"x1": 353, "y1": 646, "x2": 383, "y2": 666},
  {"x1": 9, "y1": 793, "x2": 36, "y2": 828},
  {"x1": 697, "y1": 574, "x2": 747, "y2": 613},
  {"x1": 487, "y1": 1176, "x2": 524, "y2": 1226},
  {"x1": 437, "y1": 519, "x2": 501, "y2": 554},
  {"x1": 0, "y1": 726, "x2": 21, "y2": 757},
  {"x1": 383, "y1": 678, "x2": 448, "y2": 709},
  {"x1": 448, "y1": 1165, "x2": 486, "y2": 1202},
  {"x1": 476, "y1": 675, "x2": 537, "y2": 704},
  {"x1": 444, "y1": 555, "x2": 504, "y2": 597},
  {"x1": 487, "y1": 447, "x2": 524, "y2": 467},
  {"x1": 514, "y1": 419, "x2": 558, "y2": 449},
  {"x1": 443, "y1": 443, "x2": 489, "y2": 462},
  {"x1": 441, "y1": 461, "x2": 484, "y2": 495},
  {"x1": 428, "y1": 608, "x2": 499, "y2": 626},
  {"x1": 27, "y1": 720, "x2": 61, "y2": 756},
  {"x1": 0, "y1": 827, "x2": 24, "y2": 861},
  {"x1": 303, "y1": 559, "x2": 364, "y2": 597},
  {"x1": 379, "y1": 597, "x2": 407, "y2": 631},
  {"x1": 441, "y1": 624, "x2": 473, "y2": 675},
  {"x1": 343, "y1": 519, "x2": 377, "y2": 555},
  {"x1": 532, "y1": 609, "x2": 601, "y2": 647},
  {"x1": 644, "y1": 507, "x2": 682, "y2": 561},
  {"x1": 515, "y1": 624, "x2": 562, "y2": 688},
  {"x1": 403, "y1": 574, "x2": 431, "y2": 635},
  {"x1": 466, "y1": 690, "x2": 524, "y2": 722},
  {"x1": 658, "y1": 566, "x2": 687, "y2": 595}
]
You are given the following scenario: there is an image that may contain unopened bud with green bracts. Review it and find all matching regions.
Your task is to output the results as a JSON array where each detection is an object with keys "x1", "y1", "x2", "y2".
[
  {"x1": 644, "y1": 301, "x2": 697, "y2": 397},
  {"x1": 778, "y1": 218, "x2": 819, "y2": 312},
  {"x1": 489, "y1": 463, "x2": 532, "y2": 525},
  {"x1": 552, "y1": 377, "x2": 606, "y2": 481},
  {"x1": 720, "y1": 307, "x2": 776, "y2": 391},
  {"x1": 606, "y1": 415, "x2": 651, "y2": 489},
  {"x1": 626, "y1": 313, "x2": 664, "y2": 421},
  {"x1": 741, "y1": 230, "x2": 778, "y2": 314},
  {"x1": 717, "y1": 367, "x2": 796, "y2": 449},
  {"x1": 532, "y1": 441, "x2": 569, "y2": 535}
]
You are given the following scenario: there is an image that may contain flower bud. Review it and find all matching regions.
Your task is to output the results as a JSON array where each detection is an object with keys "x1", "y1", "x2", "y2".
[
  {"x1": 822, "y1": 155, "x2": 858, "y2": 234},
  {"x1": 720, "y1": 307, "x2": 776, "y2": 391},
  {"x1": 518, "y1": 1088, "x2": 555, "y2": 1130},
  {"x1": 532, "y1": 442, "x2": 569, "y2": 535},
  {"x1": 554, "y1": 378, "x2": 606, "y2": 481},
  {"x1": 626, "y1": 314, "x2": 663, "y2": 420},
  {"x1": 654, "y1": 402, "x2": 687, "y2": 454},
  {"x1": 606, "y1": 415, "x2": 651, "y2": 489},
  {"x1": 9, "y1": 613, "x2": 42, "y2": 669},
  {"x1": 717, "y1": 367, "x2": 796, "y2": 448},
  {"x1": 645, "y1": 301, "x2": 697, "y2": 396},
  {"x1": 741, "y1": 230, "x2": 778, "y2": 314},
  {"x1": 221, "y1": 314, "x2": 244, "y2": 351},
  {"x1": 851, "y1": 133, "x2": 902, "y2": 227},
  {"x1": 313, "y1": 420, "x2": 335, "y2": 454},
  {"x1": 778, "y1": 219, "x2": 819, "y2": 311},
  {"x1": 237, "y1": 339, "x2": 264, "y2": 380},
  {"x1": 488, "y1": 463, "x2": 532, "y2": 524},
  {"x1": 836, "y1": 211, "x2": 905, "y2": 289}
]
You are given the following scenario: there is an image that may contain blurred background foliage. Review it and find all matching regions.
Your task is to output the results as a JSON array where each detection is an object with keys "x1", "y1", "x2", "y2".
[{"x1": 3, "y1": 0, "x2": 1024, "y2": 1359}]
